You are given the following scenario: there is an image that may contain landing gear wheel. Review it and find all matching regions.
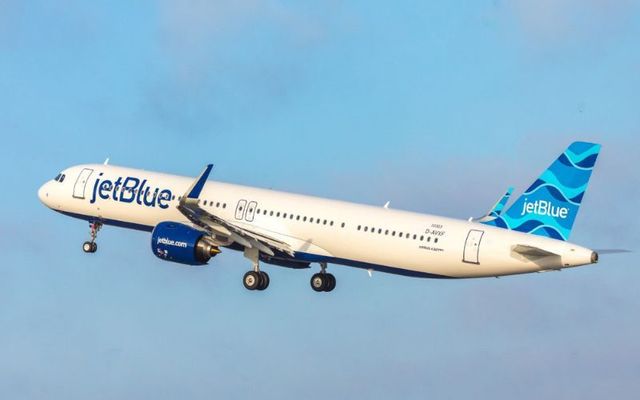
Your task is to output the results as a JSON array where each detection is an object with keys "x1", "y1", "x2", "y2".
[
  {"x1": 324, "y1": 273, "x2": 336, "y2": 292},
  {"x1": 243, "y1": 271, "x2": 261, "y2": 291},
  {"x1": 258, "y1": 271, "x2": 270, "y2": 291},
  {"x1": 83, "y1": 241, "x2": 94, "y2": 253},
  {"x1": 83, "y1": 221, "x2": 102, "y2": 254},
  {"x1": 311, "y1": 273, "x2": 327, "y2": 292}
]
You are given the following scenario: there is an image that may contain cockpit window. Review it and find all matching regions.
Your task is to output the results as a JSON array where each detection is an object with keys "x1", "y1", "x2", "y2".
[
  {"x1": 59, "y1": 174, "x2": 66, "y2": 183},
  {"x1": 54, "y1": 173, "x2": 62, "y2": 181}
]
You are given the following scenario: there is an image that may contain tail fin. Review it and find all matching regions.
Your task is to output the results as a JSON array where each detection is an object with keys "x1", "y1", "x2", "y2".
[{"x1": 482, "y1": 141, "x2": 601, "y2": 241}]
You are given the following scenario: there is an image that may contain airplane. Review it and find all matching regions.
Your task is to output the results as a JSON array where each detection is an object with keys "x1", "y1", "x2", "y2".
[{"x1": 38, "y1": 141, "x2": 617, "y2": 293}]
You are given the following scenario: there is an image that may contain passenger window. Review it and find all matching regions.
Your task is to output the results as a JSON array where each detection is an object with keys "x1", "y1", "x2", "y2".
[
  {"x1": 297, "y1": 216, "x2": 301, "y2": 220},
  {"x1": 413, "y1": 234, "x2": 417, "y2": 240},
  {"x1": 303, "y1": 217, "x2": 307, "y2": 222},
  {"x1": 277, "y1": 212, "x2": 281, "y2": 217},
  {"x1": 310, "y1": 218, "x2": 314, "y2": 223},
  {"x1": 323, "y1": 220, "x2": 327, "y2": 225},
  {"x1": 341, "y1": 223, "x2": 345, "y2": 228},
  {"x1": 378, "y1": 229, "x2": 382, "y2": 234},
  {"x1": 420, "y1": 236, "x2": 424, "y2": 241},
  {"x1": 283, "y1": 213, "x2": 287, "y2": 218},
  {"x1": 392, "y1": 231, "x2": 396, "y2": 236},
  {"x1": 434, "y1": 238, "x2": 439, "y2": 243},
  {"x1": 427, "y1": 237, "x2": 431, "y2": 242},
  {"x1": 223, "y1": 204, "x2": 227, "y2": 209},
  {"x1": 270, "y1": 211, "x2": 274, "y2": 216},
  {"x1": 364, "y1": 227, "x2": 369, "y2": 232},
  {"x1": 385, "y1": 230, "x2": 389, "y2": 235}
]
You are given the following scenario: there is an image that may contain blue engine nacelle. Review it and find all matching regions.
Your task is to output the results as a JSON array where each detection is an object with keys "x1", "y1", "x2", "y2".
[{"x1": 151, "y1": 222, "x2": 220, "y2": 266}]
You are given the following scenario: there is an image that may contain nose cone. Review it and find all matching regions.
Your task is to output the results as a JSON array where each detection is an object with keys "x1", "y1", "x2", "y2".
[{"x1": 38, "y1": 183, "x2": 50, "y2": 206}]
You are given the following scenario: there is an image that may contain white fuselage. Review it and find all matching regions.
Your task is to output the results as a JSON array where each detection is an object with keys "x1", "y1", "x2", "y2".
[{"x1": 38, "y1": 164, "x2": 597, "y2": 278}]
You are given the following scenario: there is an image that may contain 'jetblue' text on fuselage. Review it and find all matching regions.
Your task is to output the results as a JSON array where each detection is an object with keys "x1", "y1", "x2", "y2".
[{"x1": 89, "y1": 173, "x2": 172, "y2": 209}]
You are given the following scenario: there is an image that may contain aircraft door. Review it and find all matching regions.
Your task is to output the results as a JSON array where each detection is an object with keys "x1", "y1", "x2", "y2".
[
  {"x1": 73, "y1": 168, "x2": 94, "y2": 199},
  {"x1": 463, "y1": 229, "x2": 484, "y2": 264},
  {"x1": 235, "y1": 200, "x2": 248, "y2": 220},
  {"x1": 245, "y1": 201, "x2": 257, "y2": 222}
]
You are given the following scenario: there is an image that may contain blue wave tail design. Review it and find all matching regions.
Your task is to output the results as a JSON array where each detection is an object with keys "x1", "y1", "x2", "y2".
[{"x1": 482, "y1": 141, "x2": 601, "y2": 241}]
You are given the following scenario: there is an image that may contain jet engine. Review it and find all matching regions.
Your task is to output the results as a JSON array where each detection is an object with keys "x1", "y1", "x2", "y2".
[{"x1": 151, "y1": 222, "x2": 220, "y2": 265}]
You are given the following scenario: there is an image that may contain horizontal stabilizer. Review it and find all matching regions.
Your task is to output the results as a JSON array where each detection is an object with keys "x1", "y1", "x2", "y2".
[
  {"x1": 472, "y1": 187, "x2": 514, "y2": 222},
  {"x1": 512, "y1": 244, "x2": 559, "y2": 258}
]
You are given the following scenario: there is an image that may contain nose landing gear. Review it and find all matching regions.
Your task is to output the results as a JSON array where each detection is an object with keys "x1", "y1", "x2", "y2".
[{"x1": 82, "y1": 221, "x2": 102, "y2": 253}]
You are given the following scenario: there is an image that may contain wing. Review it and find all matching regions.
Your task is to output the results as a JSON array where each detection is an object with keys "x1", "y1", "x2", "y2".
[{"x1": 176, "y1": 165, "x2": 295, "y2": 257}]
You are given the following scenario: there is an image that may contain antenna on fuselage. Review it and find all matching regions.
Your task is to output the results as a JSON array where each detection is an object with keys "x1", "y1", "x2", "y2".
[
  {"x1": 383, "y1": 201, "x2": 391, "y2": 209},
  {"x1": 104, "y1": 157, "x2": 110, "y2": 165}
]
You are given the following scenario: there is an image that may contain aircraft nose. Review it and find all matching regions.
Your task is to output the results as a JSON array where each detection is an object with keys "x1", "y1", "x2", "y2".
[{"x1": 38, "y1": 182, "x2": 50, "y2": 205}]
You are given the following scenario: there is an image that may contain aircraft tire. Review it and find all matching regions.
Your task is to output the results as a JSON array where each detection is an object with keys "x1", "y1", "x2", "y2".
[
  {"x1": 324, "y1": 274, "x2": 336, "y2": 292},
  {"x1": 310, "y1": 273, "x2": 326, "y2": 292},
  {"x1": 243, "y1": 271, "x2": 261, "y2": 291},
  {"x1": 83, "y1": 241, "x2": 95, "y2": 253},
  {"x1": 258, "y1": 271, "x2": 270, "y2": 291}
]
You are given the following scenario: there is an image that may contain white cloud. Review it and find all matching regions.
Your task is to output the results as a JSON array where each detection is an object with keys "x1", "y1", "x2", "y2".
[{"x1": 504, "y1": 0, "x2": 637, "y2": 46}]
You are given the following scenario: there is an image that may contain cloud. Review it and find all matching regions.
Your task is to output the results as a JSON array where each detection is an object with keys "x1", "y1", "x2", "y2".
[{"x1": 500, "y1": 0, "x2": 638, "y2": 47}]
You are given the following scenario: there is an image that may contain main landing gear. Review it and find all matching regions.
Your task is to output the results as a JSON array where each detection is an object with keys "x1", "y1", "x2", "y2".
[
  {"x1": 310, "y1": 262, "x2": 336, "y2": 293},
  {"x1": 243, "y1": 247, "x2": 269, "y2": 291},
  {"x1": 82, "y1": 221, "x2": 102, "y2": 254},
  {"x1": 241, "y1": 249, "x2": 336, "y2": 293}
]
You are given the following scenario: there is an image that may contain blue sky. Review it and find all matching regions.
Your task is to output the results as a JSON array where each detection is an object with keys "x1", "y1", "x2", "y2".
[{"x1": 1, "y1": 1, "x2": 639, "y2": 399}]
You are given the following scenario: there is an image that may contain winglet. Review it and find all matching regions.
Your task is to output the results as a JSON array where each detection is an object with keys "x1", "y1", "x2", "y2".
[{"x1": 185, "y1": 164, "x2": 214, "y2": 200}]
